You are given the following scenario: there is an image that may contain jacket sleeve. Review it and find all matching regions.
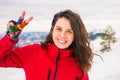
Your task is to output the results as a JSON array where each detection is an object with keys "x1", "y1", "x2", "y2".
[{"x1": 0, "y1": 35, "x2": 38, "y2": 68}]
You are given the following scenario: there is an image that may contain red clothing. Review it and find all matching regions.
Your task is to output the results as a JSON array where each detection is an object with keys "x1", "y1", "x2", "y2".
[{"x1": 0, "y1": 35, "x2": 88, "y2": 80}]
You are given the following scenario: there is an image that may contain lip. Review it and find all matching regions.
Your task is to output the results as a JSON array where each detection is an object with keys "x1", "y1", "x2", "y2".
[{"x1": 58, "y1": 39, "x2": 67, "y2": 44}]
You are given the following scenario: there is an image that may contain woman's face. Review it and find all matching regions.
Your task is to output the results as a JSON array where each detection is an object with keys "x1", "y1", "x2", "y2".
[{"x1": 52, "y1": 17, "x2": 74, "y2": 49}]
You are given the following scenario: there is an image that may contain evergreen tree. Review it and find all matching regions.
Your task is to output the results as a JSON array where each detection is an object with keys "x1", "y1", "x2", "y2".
[{"x1": 100, "y1": 25, "x2": 117, "y2": 52}]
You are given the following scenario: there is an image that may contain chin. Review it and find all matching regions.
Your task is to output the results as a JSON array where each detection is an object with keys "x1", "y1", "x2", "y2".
[{"x1": 57, "y1": 45, "x2": 69, "y2": 49}]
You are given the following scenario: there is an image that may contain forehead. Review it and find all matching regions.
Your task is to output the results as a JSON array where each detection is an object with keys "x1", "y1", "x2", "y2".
[{"x1": 55, "y1": 17, "x2": 72, "y2": 29}]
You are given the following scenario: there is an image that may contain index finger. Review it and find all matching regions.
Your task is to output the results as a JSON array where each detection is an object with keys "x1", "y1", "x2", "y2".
[
  {"x1": 17, "y1": 11, "x2": 25, "y2": 24},
  {"x1": 20, "y1": 11, "x2": 25, "y2": 19}
]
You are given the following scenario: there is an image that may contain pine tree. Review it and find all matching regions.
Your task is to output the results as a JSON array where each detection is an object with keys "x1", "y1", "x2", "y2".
[{"x1": 100, "y1": 25, "x2": 117, "y2": 52}]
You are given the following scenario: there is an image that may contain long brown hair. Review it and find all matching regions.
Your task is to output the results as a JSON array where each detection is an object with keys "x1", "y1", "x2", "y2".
[{"x1": 41, "y1": 9, "x2": 93, "y2": 75}]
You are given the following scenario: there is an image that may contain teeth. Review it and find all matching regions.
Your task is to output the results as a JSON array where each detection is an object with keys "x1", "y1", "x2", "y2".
[{"x1": 59, "y1": 40, "x2": 66, "y2": 43}]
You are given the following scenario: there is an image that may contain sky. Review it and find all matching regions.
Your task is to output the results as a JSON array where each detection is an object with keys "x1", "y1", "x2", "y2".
[{"x1": 0, "y1": 0, "x2": 120, "y2": 32}]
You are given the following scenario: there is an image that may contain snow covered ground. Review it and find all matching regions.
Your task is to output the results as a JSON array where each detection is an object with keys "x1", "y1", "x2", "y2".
[{"x1": 89, "y1": 36, "x2": 120, "y2": 80}]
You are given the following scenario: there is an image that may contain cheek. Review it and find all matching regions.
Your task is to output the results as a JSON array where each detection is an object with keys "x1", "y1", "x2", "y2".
[
  {"x1": 52, "y1": 31, "x2": 59, "y2": 37},
  {"x1": 70, "y1": 35, "x2": 74, "y2": 42},
  {"x1": 67, "y1": 35, "x2": 74, "y2": 44},
  {"x1": 68, "y1": 33, "x2": 74, "y2": 39},
  {"x1": 52, "y1": 31, "x2": 57, "y2": 40}
]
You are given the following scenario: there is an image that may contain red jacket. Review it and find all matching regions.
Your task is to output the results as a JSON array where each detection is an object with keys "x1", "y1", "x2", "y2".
[{"x1": 0, "y1": 35, "x2": 88, "y2": 80}]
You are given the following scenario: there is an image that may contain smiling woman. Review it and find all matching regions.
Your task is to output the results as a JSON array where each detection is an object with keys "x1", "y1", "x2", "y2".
[
  {"x1": 52, "y1": 17, "x2": 74, "y2": 49},
  {"x1": 0, "y1": 9, "x2": 93, "y2": 80}
]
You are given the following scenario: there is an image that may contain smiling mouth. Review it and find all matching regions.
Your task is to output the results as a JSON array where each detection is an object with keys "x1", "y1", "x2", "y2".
[{"x1": 58, "y1": 39, "x2": 67, "y2": 44}]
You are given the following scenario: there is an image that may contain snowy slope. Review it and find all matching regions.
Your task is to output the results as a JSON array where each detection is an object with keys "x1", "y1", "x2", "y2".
[{"x1": 89, "y1": 36, "x2": 120, "y2": 80}]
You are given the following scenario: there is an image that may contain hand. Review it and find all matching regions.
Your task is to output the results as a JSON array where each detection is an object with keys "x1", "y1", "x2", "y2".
[{"x1": 7, "y1": 11, "x2": 33, "y2": 41}]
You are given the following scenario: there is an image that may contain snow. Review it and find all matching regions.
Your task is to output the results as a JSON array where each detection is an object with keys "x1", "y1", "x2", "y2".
[
  {"x1": 89, "y1": 37, "x2": 120, "y2": 80},
  {"x1": 0, "y1": 68, "x2": 25, "y2": 80}
]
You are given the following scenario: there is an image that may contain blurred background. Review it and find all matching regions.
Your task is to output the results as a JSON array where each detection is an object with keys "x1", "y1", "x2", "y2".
[{"x1": 0, "y1": 0, "x2": 120, "y2": 80}]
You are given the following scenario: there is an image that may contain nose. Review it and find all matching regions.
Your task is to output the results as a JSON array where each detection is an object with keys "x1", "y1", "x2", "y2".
[{"x1": 59, "y1": 31, "x2": 66, "y2": 38}]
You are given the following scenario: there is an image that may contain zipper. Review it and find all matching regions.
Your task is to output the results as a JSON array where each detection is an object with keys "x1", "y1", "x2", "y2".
[
  {"x1": 47, "y1": 69, "x2": 51, "y2": 80},
  {"x1": 53, "y1": 52, "x2": 60, "y2": 80}
]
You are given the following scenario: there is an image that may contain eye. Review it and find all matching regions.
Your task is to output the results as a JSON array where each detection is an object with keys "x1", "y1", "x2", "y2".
[
  {"x1": 67, "y1": 30, "x2": 73, "y2": 34},
  {"x1": 55, "y1": 27, "x2": 62, "y2": 31}
]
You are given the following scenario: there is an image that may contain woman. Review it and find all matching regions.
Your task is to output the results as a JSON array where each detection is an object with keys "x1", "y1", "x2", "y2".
[{"x1": 0, "y1": 10, "x2": 93, "y2": 80}]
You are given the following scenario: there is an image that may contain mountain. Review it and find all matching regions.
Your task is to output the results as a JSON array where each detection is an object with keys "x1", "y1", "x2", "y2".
[{"x1": 15, "y1": 32, "x2": 48, "y2": 47}]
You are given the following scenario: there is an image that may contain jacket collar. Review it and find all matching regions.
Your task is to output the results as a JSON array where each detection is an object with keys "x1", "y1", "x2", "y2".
[{"x1": 46, "y1": 43, "x2": 73, "y2": 61}]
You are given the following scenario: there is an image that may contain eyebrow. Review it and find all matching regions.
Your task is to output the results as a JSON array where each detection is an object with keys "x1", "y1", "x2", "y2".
[
  {"x1": 55, "y1": 26, "x2": 73, "y2": 31},
  {"x1": 55, "y1": 26, "x2": 61, "y2": 28}
]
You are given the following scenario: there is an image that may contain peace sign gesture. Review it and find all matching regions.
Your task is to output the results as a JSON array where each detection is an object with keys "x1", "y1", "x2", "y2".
[{"x1": 7, "y1": 11, "x2": 33, "y2": 41}]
